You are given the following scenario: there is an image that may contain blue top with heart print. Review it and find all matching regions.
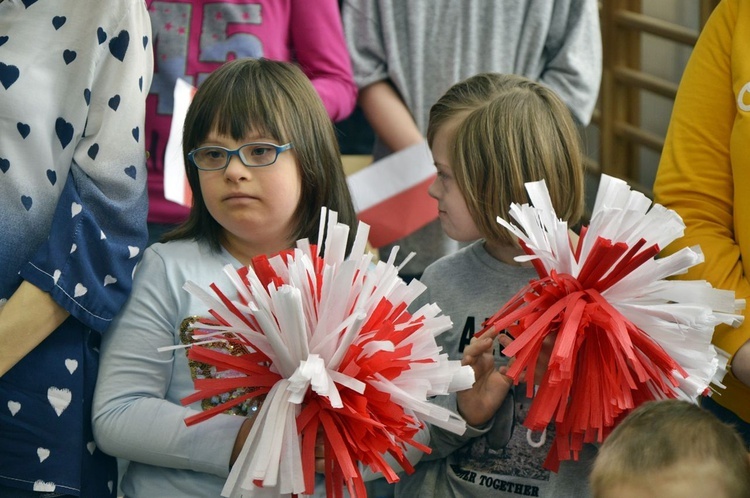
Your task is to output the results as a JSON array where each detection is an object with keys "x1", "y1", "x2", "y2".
[{"x1": 0, "y1": 0, "x2": 153, "y2": 495}]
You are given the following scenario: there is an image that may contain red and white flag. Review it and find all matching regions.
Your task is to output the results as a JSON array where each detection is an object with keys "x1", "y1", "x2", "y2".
[
  {"x1": 163, "y1": 78, "x2": 196, "y2": 207},
  {"x1": 346, "y1": 141, "x2": 437, "y2": 248}
]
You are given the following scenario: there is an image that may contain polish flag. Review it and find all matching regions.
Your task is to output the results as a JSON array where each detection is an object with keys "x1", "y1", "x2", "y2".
[
  {"x1": 163, "y1": 78, "x2": 196, "y2": 207},
  {"x1": 346, "y1": 141, "x2": 438, "y2": 248}
]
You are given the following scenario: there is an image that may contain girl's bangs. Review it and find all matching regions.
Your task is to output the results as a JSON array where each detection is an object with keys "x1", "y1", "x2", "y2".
[{"x1": 208, "y1": 77, "x2": 282, "y2": 142}]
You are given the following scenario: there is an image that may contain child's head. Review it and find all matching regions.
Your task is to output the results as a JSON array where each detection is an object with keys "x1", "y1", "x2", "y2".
[
  {"x1": 169, "y1": 58, "x2": 356, "y2": 253},
  {"x1": 426, "y1": 73, "x2": 584, "y2": 247},
  {"x1": 590, "y1": 399, "x2": 750, "y2": 498}
]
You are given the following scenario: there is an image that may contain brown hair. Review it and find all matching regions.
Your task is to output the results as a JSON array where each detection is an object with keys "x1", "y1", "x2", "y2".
[
  {"x1": 427, "y1": 73, "x2": 584, "y2": 246},
  {"x1": 590, "y1": 399, "x2": 750, "y2": 498},
  {"x1": 164, "y1": 58, "x2": 356, "y2": 251}
]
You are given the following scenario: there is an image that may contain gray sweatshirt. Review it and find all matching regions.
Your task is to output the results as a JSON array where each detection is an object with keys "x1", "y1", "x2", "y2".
[{"x1": 396, "y1": 241, "x2": 596, "y2": 498}]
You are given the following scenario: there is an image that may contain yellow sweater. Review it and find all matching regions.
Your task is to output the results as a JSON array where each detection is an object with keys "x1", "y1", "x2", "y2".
[{"x1": 654, "y1": 0, "x2": 750, "y2": 421}]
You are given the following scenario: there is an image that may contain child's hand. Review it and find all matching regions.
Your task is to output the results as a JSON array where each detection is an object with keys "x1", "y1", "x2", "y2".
[
  {"x1": 230, "y1": 417, "x2": 253, "y2": 467},
  {"x1": 314, "y1": 430, "x2": 326, "y2": 473},
  {"x1": 456, "y1": 327, "x2": 513, "y2": 427},
  {"x1": 230, "y1": 397, "x2": 265, "y2": 467},
  {"x1": 513, "y1": 333, "x2": 555, "y2": 387}
]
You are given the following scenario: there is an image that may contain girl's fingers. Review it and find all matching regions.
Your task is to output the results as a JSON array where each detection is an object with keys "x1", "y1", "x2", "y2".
[
  {"x1": 480, "y1": 325, "x2": 501, "y2": 340},
  {"x1": 497, "y1": 332, "x2": 514, "y2": 349},
  {"x1": 314, "y1": 441, "x2": 325, "y2": 473},
  {"x1": 462, "y1": 336, "x2": 494, "y2": 365}
]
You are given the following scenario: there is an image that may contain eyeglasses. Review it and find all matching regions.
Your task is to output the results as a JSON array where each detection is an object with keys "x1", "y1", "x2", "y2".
[{"x1": 188, "y1": 142, "x2": 294, "y2": 171}]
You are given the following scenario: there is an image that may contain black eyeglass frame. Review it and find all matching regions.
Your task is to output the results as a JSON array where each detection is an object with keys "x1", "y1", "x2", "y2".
[{"x1": 187, "y1": 142, "x2": 294, "y2": 171}]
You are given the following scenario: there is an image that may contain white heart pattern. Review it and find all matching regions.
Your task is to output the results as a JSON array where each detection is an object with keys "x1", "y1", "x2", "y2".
[
  {"x1": 65, "y1": 358, "x2": 78, "y2": 374},
  {"x1": 71, "y1": 202, "x2": 82, "y2": 217},
  {"x1": 128, "y1": 245, "x2": 140, "y2": 259},
  {"x1": 47, "y1": 387, "x2": 72, "y2": 416},
  {"x1": 103, "y1": 275, "x2": 117, "y2": 286},
  {"x1": 74, "y1": 283, "x2": 87, "y2": 298},
  {"x1": 100, "y1": 230, "x2": 107, "y2": 240},
  {"x1": 87, "y1": 441, "x2": 96, "y2": 455},
  {"x1": 33, "y1": 480, "x2": 56, "y2": 492},
  {"x1": 7, "y1": 400, "x2": 21, "y2": 416},
  {"x1": 37, "y1": 447, "x2": 50, "y2": 462},
  {"x1": 108, "y1": 481, "x2": 114, "y2": 493},
  {"x1": 53, "y1": 269, "x2": 61, "y2": 285},
  {"x1": 70, "y1": 243, "x2": 77, "y2": 254}
]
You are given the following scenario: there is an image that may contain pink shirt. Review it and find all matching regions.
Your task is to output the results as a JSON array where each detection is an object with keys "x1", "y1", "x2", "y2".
[{"x1": 146, "y1": 0, "x2": 356, "y2": 223}]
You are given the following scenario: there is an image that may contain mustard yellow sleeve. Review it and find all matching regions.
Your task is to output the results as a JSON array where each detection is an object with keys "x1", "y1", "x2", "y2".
[{"x1": 654, "y1": 0, "x2": 750, "y2": 357}]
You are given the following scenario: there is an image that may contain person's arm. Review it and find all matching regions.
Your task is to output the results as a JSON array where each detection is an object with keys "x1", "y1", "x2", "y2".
[
  {"x1": 290, "y1": 0, "x2": 357, "y2": 122},
  {"x1": 407, "y1": 330, "x2": 514, "y2": 464},
  {"x1": 653, "y1": 0, "x2": 750, "y2": 385},
  {"x1": 358, "y1": 81, "x2": 424, "y2": 152},
  {"x1": 2, "y1": 3, "x2": 153, "y2": 375},
  {"x1": 0, "y1": 282, "x2": 69, "y2": 376},
  {"x1": 341, "y1": 0, "x2": 423, "y2": 152},
  {"x1": 92, "y1": 247, "x2": 246, "y2": 475},
  {"x1": 540, "y1": 0, "x2": 602, "y2": 125},
  {"x1": 733, "y1": 340, "x2": 750, "y2": 386},
  {"x1": 456, "y1": 330, "x2": 513, "y2": 427}
]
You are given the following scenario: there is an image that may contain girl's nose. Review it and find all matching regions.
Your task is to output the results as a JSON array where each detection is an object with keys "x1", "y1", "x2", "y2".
[
  {"x1": 427, "y1": 175, "x2": 440, "y2": 199},
  {"x1": 223, "y1": 155, "x2": 250, "y2": 182}
]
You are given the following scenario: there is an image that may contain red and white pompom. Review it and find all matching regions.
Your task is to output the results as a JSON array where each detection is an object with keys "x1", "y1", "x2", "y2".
[
  {"x1": 180, "y1": 209, "x2": 474, "y2": 498},
  {"x1": 479, "y1": 174, "x2": 744, "y2": 470}
]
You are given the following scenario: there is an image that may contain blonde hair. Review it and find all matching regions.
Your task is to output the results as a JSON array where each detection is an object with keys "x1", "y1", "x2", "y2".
[
  {"x1": 590, "y1": 399, "x2": 750, "y2": 498},
  {"x1": 427, "y1": 73, "x2": 584, "y2": 246}
]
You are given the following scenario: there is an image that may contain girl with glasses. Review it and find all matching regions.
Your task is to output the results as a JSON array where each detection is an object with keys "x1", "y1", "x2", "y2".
[
  {"x1": 144, "y1": 0, "x2": 357, "y2": 247},
  {"x1": 91, "y1": 57, "x2": 356, "y2": 497}
]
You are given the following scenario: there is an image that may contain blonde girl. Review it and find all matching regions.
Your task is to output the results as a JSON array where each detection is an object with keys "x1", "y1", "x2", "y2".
[{"x1": 397, "y1": 73, "x2": 590, "y2": 498}]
